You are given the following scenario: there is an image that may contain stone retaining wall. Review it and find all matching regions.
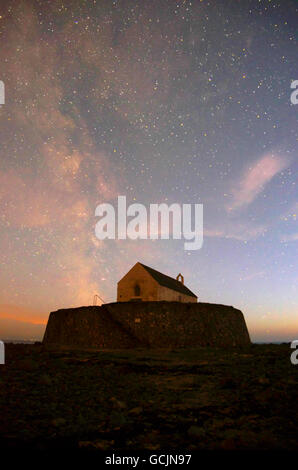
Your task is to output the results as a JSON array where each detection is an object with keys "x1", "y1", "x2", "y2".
[{"x1": 43, "y1": 301, "x2": 251, "y2": 349}]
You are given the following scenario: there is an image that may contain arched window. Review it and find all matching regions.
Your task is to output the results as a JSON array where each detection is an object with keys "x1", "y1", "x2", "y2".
[{"x1": 134, "y1": 283, "x2": 141, "y2": 296}]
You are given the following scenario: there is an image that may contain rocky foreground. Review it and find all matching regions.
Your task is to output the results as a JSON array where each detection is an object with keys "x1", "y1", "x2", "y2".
[{"x1": 0, "y1": 343, "x2": 297, "y2": 453}]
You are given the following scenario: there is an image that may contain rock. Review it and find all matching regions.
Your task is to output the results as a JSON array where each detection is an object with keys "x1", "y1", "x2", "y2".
[
  {"x1": 51, "y1": 418, "x2": 66, "y2": 427},
  {"x1": 39, "y1": 374, "x2": 52, "y2": 385},
  {"x1": 187, "y1": 425, "x2": 206, "y2": 439},
  {"x1": 109, "y1": 410, "x2": 127, "y2": 429},
  {"x1": 129, "y1": 406, "x2": 143, "y2": 415},
  {"x1": 144, "y1": 443, "x2": 161, "y2": 450},
  {"x1": 18, "y1": 359, "x2": 39, "y2": 371},
  {"x1": 110, "y1": 397, "x2": 127, "y2": 409},
  {"x1": 220, "y1": 377, "x2": 238, "y2": 389},
  {"x1": 79, "y1": 439, "x2": 114, "y2": 450},
  {"x1": 79, "y1": 441, "x2": 91, "y2": 448},
  {"x1": 258, "y1": 377, "x2": 270, "y2": 385},
  {"x1": 220, "y1": 407, "x2": 233, "y2": 415},
  {"x1": 221, "y1": 438, "x2": 237, "y2": 450}
]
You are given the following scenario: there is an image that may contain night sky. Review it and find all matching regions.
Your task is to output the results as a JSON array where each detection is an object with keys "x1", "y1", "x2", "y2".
[{"x1": 0, "y1": 0, "x2": 297, "y2": 342}]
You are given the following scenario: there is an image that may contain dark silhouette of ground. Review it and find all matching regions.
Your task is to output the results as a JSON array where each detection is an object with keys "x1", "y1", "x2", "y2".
[{"x1": 0, "y1": 343, "x2": 296, "y2": 452}]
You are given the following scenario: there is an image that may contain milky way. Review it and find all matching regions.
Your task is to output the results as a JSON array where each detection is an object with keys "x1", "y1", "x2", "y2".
[{"x1": 0, "y1": 0, "x2": 297, "y2": 341}]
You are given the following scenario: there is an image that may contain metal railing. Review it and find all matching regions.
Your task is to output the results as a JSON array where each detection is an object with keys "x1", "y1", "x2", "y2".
[{"x1": 93, "y1": 294, "x2": 105, "y2": 306}]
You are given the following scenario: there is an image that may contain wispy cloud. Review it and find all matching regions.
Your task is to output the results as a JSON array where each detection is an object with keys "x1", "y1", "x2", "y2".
[
  {"x1": 204, "y1": 223, "x2": 267, "y2": 242},
  {"x1": 240, "y1": 271, "x2": 265, "y2": 281},
  {"x1": 226, "y1": 153, "x2": 289, "y2": 212}
]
